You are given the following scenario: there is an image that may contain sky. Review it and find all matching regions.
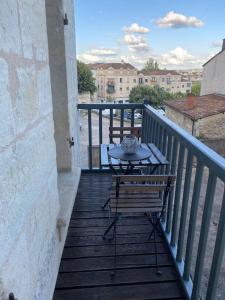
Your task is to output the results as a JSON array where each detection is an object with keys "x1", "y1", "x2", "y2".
[{"x1": 74, "y1": 0, "x2": 225, "y2": 70}]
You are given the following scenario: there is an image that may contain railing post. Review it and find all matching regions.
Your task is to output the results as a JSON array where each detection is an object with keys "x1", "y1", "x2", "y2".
[
  {"x1": 99, "y1": 109, "x2": 103, "y2": 169},
  {"x1": 176, "y1": 152, "x2": 193, "y2": 258},
  {"x1": 88, "y1": 109, "x2": 92, "y2": 169},
  {"x1": 110, "y1": 108, "x2": 113, "y2": 144},
  {"x1": 166, "y1": 137, "x2": 178, "y2": 234},
  {"x1": 170, "y1": 144, "x2": 185, "y2": 246},
  {"x1": 191, "y1": 172, "x2": 217, "y2": 300},
  {"x1": 120, "y1": 108, "x2": 124, "y2": 142},
  {"x1": 205, "y1": 189, "x2": 225, "y2": 300}
]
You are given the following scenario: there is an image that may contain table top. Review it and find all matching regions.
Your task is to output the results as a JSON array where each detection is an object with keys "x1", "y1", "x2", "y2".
[
  {"x1": 101, "y1": 143, "x2": 169, "y2": 167},
  {"x1": 108, "y1": 145, "x2": 151, "y2": 161}
]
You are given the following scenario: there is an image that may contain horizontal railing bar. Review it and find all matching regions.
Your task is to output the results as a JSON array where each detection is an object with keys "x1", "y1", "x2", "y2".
[
  {"x1": 78, "y1": 103, "x2": 144, "y2": 109},
  {"x1": 144, "y1": 105, "x2": 225, "y2": 181}
]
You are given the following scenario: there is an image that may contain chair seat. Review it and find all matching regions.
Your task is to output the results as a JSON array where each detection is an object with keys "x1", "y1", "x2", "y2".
[{"x1": 110, "y1": 197, "x2": 162, "y2": 213}]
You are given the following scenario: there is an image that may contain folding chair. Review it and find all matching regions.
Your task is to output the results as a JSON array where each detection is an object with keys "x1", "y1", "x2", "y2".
[
  {"x1": 103, "y1": 174, "x2": 176, "y2": 276},
  {"x1": 109, "y1": 126, "x2": 142, "y2": 143}
]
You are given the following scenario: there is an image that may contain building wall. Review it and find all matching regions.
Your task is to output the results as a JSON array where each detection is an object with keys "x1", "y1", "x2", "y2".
[
  {"x1": 165, "y1": 106, "x2": 194, "y2": 134},
  {"x1": 138, "y1": 74, "x2": 191, "y2": 94},
  {"x1": 201, "y1": 50, "x2": 225, "y2": 95},
  {"x1": 0, "y1": 1, "x2": 80, "y2": 299},
  {"x1": 96, "y1": 67, "x2": 137, "y2": 101},
  {"x1": 196, "y1": 113, "x2": 225, "y2": 138}
]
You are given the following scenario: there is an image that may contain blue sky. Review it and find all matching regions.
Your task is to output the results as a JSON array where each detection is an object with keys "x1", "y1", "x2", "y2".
[{"x1": 75, "y1": 0, "x2": 225, "y2": 69}]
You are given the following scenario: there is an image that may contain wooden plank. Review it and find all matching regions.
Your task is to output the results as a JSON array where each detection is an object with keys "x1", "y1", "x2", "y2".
[
  {"x1": 141, "y1": 143, "x2": 159, "y2": 165},
  {"x1": 56, "y1": 266, "x2": 178, "y2": 289},
  {"x1": 100, "y1": 144, "x2": 109, "y2": 166},
  {"x1": 148, "y1": 143, "x2": 169, "y2": 165},
  {"x1": 62, "y1": 242, "x2": 168, "y2": 259},
  {"x1": 67, "y1": 224, "x2": 160, "y2": 237},
  {"x1": 54, "y1": 282, "x2": 184, "y2": 300},
  {"x1": 65, "y1": 234, "x2": 163, "y2": 247},
  {"x1": 59, "y1": 253, "x2": 173, "y2": 273}
]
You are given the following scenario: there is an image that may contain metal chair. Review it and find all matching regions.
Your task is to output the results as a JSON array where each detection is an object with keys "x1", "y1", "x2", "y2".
[
  {"x1": 109, "y1": 126, "x2": 142, "y2": 143},
  {"x1": 103, "y1": 174, "x2": 176, "y2": 276}
]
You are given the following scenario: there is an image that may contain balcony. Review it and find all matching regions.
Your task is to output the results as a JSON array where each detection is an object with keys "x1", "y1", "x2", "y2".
[{"x1": 54, "y1": 103, "x2": 225, "y2": 300}]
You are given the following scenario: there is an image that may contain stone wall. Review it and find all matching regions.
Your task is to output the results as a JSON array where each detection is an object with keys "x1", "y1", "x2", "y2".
[
  {"x1": 201, "y1": 50, "x2": 225, "y2": 95},
  {"x1": 165, "y1": 106, "x2": 194, "y2": 134},
  {"x1": 0, "y1": 1, "x2": 80, "y2": 299},
  {"x1": 196, "y1": 113, "x2": 225, "y2": 139}
]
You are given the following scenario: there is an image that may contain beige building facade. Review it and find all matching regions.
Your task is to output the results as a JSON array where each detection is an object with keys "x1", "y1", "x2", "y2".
[
  {"x1": 138, "y1": 70, "x2": 192, "y2": 94},
  {"x1": 89, "y1": 63, "x2": 137, "y2": 102}
]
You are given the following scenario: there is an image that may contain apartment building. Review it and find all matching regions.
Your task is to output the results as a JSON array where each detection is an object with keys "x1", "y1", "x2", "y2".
[
  {"x1": 177, "y1": 68, "x2": 203, "y2": 83},
  {"x1": 138, "y1": 70, "x2": 192, "y2": 94},
  {"x1": 88, "y1": 62, "x2": 138, "y2": 102}
]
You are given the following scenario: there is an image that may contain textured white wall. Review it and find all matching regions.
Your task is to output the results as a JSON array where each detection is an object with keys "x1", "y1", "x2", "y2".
[
  {"x1": 0, "y1": 1, "x2": 80, "y2": 299},
  {"x1": 201, "y1": 50, "x2": 225, "y2": 96}
]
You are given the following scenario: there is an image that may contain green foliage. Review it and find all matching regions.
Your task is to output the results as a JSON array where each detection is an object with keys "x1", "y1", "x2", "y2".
[
  {"x1": 191, "y1": 82, "x2": 201, "y2": 96},
  {"x1": 141, "y1": 58, "x2": 160, "y2": 72},
  {"x1": 77, "y1": 60, "x2": 96, "y2": 94},
  {"x1": 129, "y1": 85, "x2": 186, "y2": 107}
]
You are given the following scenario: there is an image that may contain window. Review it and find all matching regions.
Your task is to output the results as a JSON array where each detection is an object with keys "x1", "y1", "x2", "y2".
[
  {"x1": 177, "y1": 86, "x2": 179, "y2": 88},
  {"x1": 152, "y1": 77, "x2": 156, "y2": 81},
  {"x1": 120, "y1": 87, "x2": 122, "y2": 91},
  {"x1": 133, "y1": 78, "x2": 136, "y2": 83},
  {"x1": 182, "y1": 85, "x2": 184, "y2": 88},
  {"x1": 139, "y1": 78, "x2": 143, "y2": 84},
  {"x1": 126, "y1": 87, "x2": 129, "y2": 91},
  {"x1": 145, "y1": 78, "x2": 148, "y2": 83},
  {"x1": 120, "y1": 78, "x2": 122, "y2": 83},
  {"x1": 187, "y1": 83, "x2": 191, "y2": 87},
  {"x1": 162, "y1": 78, "x2": 165, "y2": 82}
]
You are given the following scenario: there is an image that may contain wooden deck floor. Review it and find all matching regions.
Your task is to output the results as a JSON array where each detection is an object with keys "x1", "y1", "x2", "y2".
[{"x1": 53, "y1": 173, "x2": 186, "y2": 300}]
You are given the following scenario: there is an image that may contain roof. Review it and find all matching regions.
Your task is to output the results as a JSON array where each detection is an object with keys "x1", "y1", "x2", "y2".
[
  {"x1": 203, "y1": 49, "x2": 225, "y2": 67},
  {"x1": 165, "y1": 94, "x2": 225, "y2": 120},
  {"x1": 88, "y1": 62, "x2": 136, "y2": 70},
  {"x1": 138, "y1": 70, "x2": 180, "y2": 76}
]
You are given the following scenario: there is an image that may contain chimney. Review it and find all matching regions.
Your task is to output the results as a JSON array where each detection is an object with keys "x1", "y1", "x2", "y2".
[
  {"x1": 187, "y1": 95, "x2": 195, "y2": 110},
  {"x1": 222, "y1": 39, "x2": 225, "y2": 51}
]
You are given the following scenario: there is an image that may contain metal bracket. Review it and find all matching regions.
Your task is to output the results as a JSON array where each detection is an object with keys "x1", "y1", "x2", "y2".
[
  {"x1": 57, "y1": 218, "x2": 66, "y2": 242},
  {"x1": 67, "y1": 137, "x2": 74, "y2": 147}
]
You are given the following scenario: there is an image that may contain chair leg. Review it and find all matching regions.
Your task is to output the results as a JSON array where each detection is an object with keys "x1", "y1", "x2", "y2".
[
  {"x1": 111, "y1": 216, "x2": 117, "y2": 277},
  {"x1": 153, "y1": 224, "x2": 162, "y2": 276},
  {"x1": 102, "y1": 197, "x2": 111, "y2": 209},
  {"x1": 103, "y1": 217, "x2": 117, "y2": 239}
]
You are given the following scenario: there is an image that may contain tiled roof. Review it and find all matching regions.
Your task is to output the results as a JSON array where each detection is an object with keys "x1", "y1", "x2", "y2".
[
  {"x1": 165, "y1": 94, "x2": 225, "y2": 120},
  {"x1": 138, "y1": 70, "x2": 180, "y2": 76},
  {"x1": 88, "y1": 63, "x2": 136, "y2": 70}
]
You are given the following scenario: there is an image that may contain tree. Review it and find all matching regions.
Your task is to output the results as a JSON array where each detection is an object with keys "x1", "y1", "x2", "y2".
[
  {"x1": 141, "y1": 58, "x2": 160, "y2": 72},
  {"x1": 191, "y1": 82, "x2": 201, "y2": 96},
  {"x1": 77, "y1": 60, "x2": 96, "y2": 94},
  {"x1": 129, "y1": 85, "x2": 186, "y2": 107},
  {"x1": 129, "y1": 85, "x2": 170, "y2": 107}
]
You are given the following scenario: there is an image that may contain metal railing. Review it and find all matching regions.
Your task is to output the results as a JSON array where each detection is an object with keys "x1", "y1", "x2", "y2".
[{"x1": 77, "y1": 102, "x2": 225, "y2": 300}]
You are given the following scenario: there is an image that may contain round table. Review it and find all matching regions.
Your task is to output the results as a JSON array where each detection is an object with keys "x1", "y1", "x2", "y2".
[{"x1": 108, "y1": 146, "x2": 151, "y2": 161}]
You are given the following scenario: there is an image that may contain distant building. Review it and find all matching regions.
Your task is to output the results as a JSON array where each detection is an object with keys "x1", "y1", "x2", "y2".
[
  {"x1": 201, "y1": 39, "x2": 225, "y2": 95},
  {"x1": 138, "y1": 70, "x2": 192, "y2": 94},
  {"x1": 177, "y1": 69, "x2": 203, "y2": 83},
  {"x1": 165, "y1": 39, "x2": 225, "y2": 156},
  {"x1": 165, "y1": 95, "x2": 225, "y2": 138},
  {"x1": 88, "y1": 62, "x2": 138, "y2": 102}
]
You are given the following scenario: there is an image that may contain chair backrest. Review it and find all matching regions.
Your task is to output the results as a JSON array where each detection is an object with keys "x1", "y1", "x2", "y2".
[
  {"x1": 109, "y1": 127, "x2": 142, "y2": 142},
  {"x1": 112, "y1": 175, "x2": 176, "y2": 195}
]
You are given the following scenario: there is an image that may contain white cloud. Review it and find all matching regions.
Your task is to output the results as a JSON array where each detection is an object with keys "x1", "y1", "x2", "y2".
[
  {"x1": 77, "y1": 48, "x2": 118, "y2": 63},
  {"x1": 124, "y1": 34, "x2": 149, "y2": 52},
  {"x1": 159, "y1": 47, "x2": 206, "y2": 68},
  {"x1": 123, "y1": 23, "x2": 149, "y2": 33},
  {"x1": 156, "y1": 11, "x2": 204, "y2": 28},
  {"x1": 89, "y1": 48, "x2": 117, "y2": 56}
]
